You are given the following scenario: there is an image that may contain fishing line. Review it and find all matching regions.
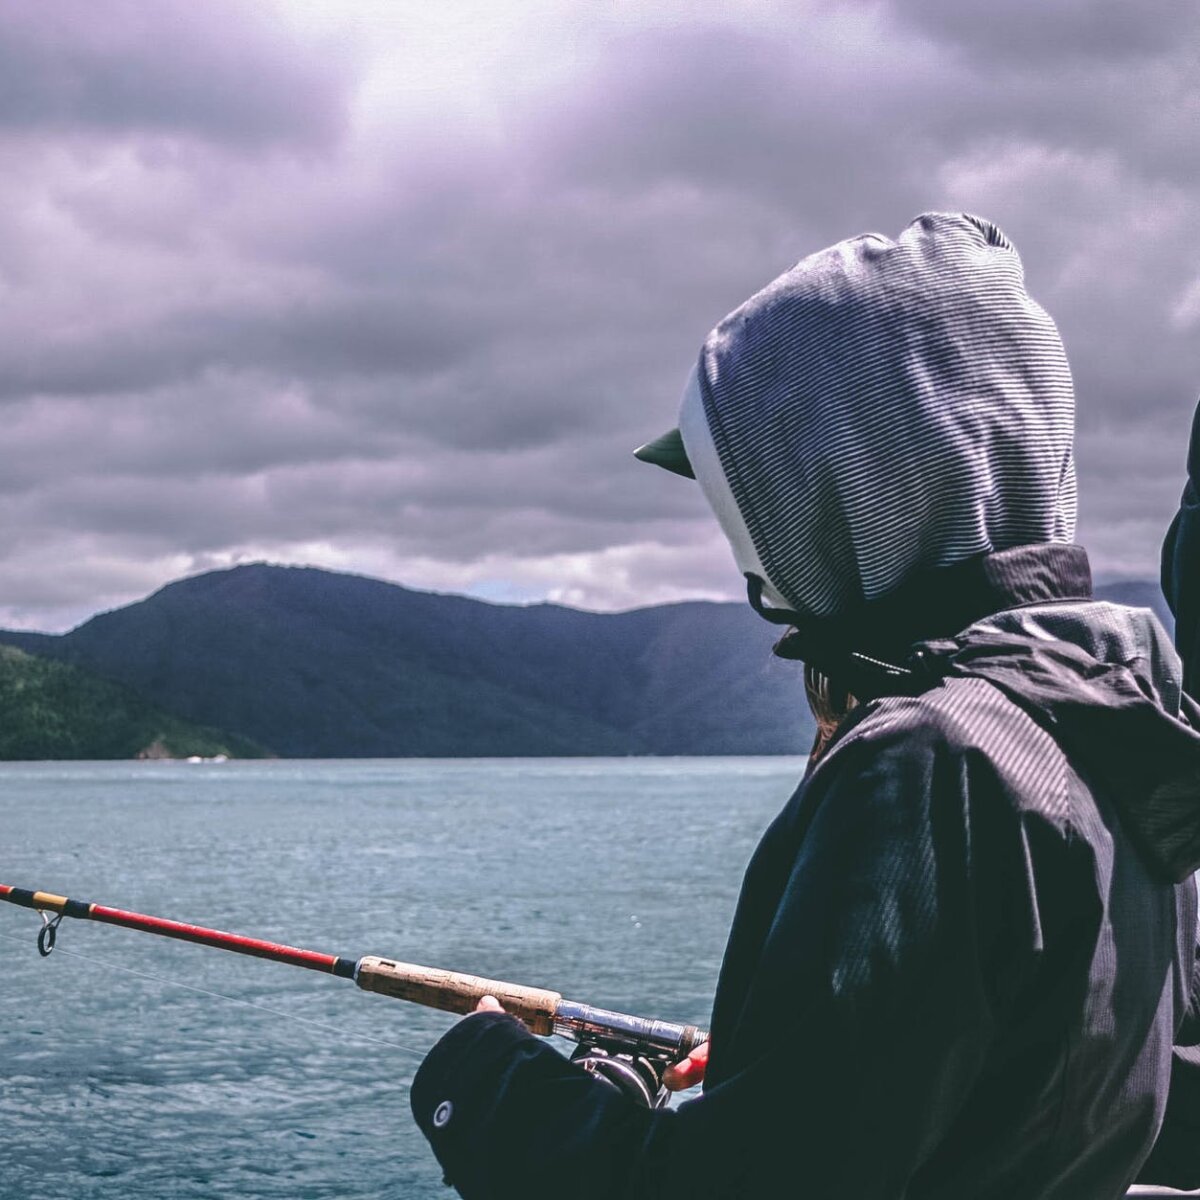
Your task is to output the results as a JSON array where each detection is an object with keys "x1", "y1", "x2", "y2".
[{"x1": 0, "y1": 928, "x2": 428, "y2": 1062}]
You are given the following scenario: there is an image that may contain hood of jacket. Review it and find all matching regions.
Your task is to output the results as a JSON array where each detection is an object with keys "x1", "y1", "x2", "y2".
[
  {"x1": 679, "y1": 212, "x2": 1077, "y2": 622},
  {"x1": 915, "y1": 594, "x2": 1200, "y2": 884}
]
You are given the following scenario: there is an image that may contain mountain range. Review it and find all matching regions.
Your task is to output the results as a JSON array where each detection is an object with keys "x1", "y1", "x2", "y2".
[{"x1": 0, "y1": 566, "x2": 1174, "y2": 759}]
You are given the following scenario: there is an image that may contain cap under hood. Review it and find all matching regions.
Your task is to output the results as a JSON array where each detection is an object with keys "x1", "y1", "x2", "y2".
[{"x1": 674, "y1": 212, "x2": 1077, "y2": 620}]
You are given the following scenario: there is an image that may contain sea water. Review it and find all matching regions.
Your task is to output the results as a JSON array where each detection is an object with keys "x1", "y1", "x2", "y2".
[{"x1": 0, "y1": 758, "x2": 802, "y2": 1199}]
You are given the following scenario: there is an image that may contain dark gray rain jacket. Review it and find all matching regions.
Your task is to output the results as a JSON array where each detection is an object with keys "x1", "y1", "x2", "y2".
[{"x1": 412, "y1": 543, "x2": 1200, "y2": 1199}]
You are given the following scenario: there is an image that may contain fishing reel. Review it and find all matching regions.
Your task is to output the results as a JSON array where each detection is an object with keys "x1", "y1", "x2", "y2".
[
  {"x1": 569, "y1": 1042, "x2": 673, "y2": 1109},
  {"x1": 552, "y1": 998, "x2": 707, "y2": 1109}
]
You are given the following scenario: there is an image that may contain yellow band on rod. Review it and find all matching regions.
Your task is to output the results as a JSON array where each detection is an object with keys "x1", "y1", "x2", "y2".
[{"x1": 31, "y1": 892, "x2": 69, "y2": 912}]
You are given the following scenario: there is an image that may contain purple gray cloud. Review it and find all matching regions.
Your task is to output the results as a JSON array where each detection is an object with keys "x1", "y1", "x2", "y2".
[{"x1": 0, "y1": 0, "x2": 1196, "y2": 630}]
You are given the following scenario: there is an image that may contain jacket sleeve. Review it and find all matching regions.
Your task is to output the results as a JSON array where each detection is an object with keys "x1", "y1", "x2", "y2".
[
  {"x1": 1162, "y1": 398, "x2": 1200, "y2": 692},
  {"x1": 410, "y1": 716, "x2": 1043, "y2": 1199},
  {"x1": 1137, "y1": 877, "x2": 1200, "y2": 1190},
  {"x1": 1144, "y1": 398, "x2": 1200, "y2": 1190}
]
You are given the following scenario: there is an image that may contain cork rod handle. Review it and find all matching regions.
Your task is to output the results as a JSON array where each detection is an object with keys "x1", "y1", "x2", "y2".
[{"x1": 354, "y1": 956, "x2": 562, "y2": 1036}]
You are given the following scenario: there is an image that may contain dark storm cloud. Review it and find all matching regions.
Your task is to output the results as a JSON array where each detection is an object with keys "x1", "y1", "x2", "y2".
[
  {"x1": 531, "y1": 26, "x2": 938, "y2": 237},
  {"x1": 0, "y1": 1, "x2": 1197, "y2": 630},
  {"x1": 0, "y1": 297, "x2": 472, "y2": 401},
  {"x1": 886, "y1": 0, "x2": 1200, "y2": 63},
  {"x1": 0, "y1": 1, "x2": 348, "y2": 147}
]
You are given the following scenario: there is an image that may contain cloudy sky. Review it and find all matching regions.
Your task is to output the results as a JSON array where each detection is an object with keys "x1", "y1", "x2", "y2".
[{"x1": 1, "y1": 0, "x2": 1197, "y2": 630}]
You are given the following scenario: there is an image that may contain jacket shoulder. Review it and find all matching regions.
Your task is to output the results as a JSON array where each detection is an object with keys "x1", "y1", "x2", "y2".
[{"x1": 825, "y1": 675, "x2": 1070, "y2": 826}]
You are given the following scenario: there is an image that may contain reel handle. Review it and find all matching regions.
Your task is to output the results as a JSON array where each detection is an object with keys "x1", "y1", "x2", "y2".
[{"x1": 355, "y1": 956, "x2": 562, "y2": 1036}]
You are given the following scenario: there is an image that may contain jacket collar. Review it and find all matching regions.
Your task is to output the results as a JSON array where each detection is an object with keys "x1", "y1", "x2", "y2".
[{"x1": 758, "y1": 543, "x2": 1093, "y2": 696}]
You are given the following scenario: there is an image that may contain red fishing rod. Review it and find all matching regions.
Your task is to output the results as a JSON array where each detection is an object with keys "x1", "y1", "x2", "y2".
[
  {"x1": 0, "y1": 882, "x2": 707, "y2": 1107},
  {"x1": 1, "y1": 884, "x2": 358, "y2": 974}
]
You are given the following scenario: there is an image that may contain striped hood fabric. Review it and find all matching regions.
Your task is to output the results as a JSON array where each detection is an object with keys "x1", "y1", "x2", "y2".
[{"x1": 680, "y1": 212, "x2": 1077, "y2": 620}]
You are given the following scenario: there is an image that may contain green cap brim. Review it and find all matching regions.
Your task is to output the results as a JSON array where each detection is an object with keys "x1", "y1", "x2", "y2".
[{"x1": 633, "y1": 428, "x2": 695, "y2": 479}]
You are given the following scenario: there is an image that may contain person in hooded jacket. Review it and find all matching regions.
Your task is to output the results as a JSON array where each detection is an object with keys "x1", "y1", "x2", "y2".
[{"x1": 409, "y1": 213, "x2": 1200, "y2": 1200}]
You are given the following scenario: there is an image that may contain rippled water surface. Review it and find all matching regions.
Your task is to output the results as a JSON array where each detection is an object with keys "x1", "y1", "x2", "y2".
[{"x1": 0, "y1": 758, "x2": 801, "y2": 1198}]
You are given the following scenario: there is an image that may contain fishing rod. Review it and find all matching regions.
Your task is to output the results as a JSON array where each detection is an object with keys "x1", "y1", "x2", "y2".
[{"x1": 0, "y1": 883, "x2": 707, "y2": 1108}]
